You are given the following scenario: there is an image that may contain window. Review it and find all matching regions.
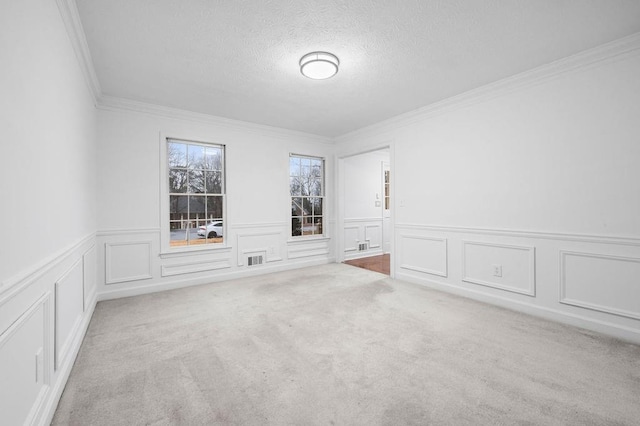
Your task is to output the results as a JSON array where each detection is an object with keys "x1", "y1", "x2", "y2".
[
  {"x1": 384, "y1": 169, "x2": 390, "y2": 211},
  {"x1": 290, "y1": 154, "x2": 324, "y2": 237},
  {"x1": 167, "y1": 138, "x2": 225, "y2": 248}
]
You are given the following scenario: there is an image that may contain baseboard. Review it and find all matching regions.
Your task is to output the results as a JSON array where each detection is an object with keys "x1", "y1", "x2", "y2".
[
  {"x1": 396, "y1": 271, "x2": 640, "y2": 345},
  {"x1": 40, "y1": 291, "x2": 97, "y2": 426},
  {"x1": 98, "y1": 257, "x2": 335, "y2": 301}
]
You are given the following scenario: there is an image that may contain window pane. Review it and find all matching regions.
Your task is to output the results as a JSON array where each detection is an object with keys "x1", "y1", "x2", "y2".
[
  {"x1": 302, "y1": 197, "x2": 313, "y2": 217},
  {"x1": 302, "y1": 216, "x2": 314, "y2": 235},
  {"x1": 313, "y1": 217, "x2": 323, "y2": 235},
  {"x1": 206, "y1": 171, "x2": 222, "y2": 194},
  {"x1": 291, "y1": 197, "x2": 303, "y2": 216},
  {"x1": 188, "y1": 144, "x2": 205, "y2": 169},
  {"x1": 169, "y1": 169, "x2": 188, "y2": 193},
  {"x1": 169, "y1": 195, "x2": 188, "y2": 214},
  {"x1": 168, "y1": 142, "x2": 187, "y2": 168},
  {"x1": 290, "y1": 176, "x2": 301, "y2": 196},
  {"x1": 300, "y1": 180, "x2": 309, "y2": 196},
  {"x1": 170, "y1": 223, "x2": 189, "y2": 246},
  {"x1": 206, "y1": 196, "x2": 223, "y2": 220},
  {"x1": 301, "y1": 158, "x2": 311, "y2": 178},
  {"x1": 291, "y1": 217, "x2": 302, "y2": 236},
  {"x1": 289, "y1": 157, "x2": 301, "y2": 176},
  {"x1": 311, "y1": 159, "x2": 322, "y2": 178},
  {"x1": 312, "y1": 198, "x2": 323, "y2": 215},
  {"x1": 205, "y1": 147, "x2": 223, "y2": 170},
  {"x1": 309, "y1": 178, "x2": 322, "y2": 196},
  {"x1": 188, "y1": 195, "x2": 206, "y2": 219},
  {"x1": 188, "y1": 170, "x2": 205, "y2": 193}
]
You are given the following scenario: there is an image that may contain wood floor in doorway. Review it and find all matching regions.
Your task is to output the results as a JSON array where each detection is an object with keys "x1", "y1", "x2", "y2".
[{"x1": 343, "y1": 253, "x2": 390, "y2": 275}]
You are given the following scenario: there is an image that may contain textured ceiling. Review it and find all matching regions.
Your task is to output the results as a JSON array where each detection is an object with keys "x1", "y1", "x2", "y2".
[{"x1": 76, "y1": 0, "x2": 640, "y2": 137}]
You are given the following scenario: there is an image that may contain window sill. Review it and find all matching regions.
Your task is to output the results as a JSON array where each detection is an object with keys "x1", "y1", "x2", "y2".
[{"x1": 159, "y1": 244, "x2": 232, "y2": 259}]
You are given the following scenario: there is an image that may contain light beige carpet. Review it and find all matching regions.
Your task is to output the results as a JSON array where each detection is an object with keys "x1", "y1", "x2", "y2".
[{"x1": 52, "y1": 263, "x2": 640, "y2": 425}]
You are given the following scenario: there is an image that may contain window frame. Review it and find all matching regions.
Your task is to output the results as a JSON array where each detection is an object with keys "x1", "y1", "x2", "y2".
[
  {"x1": 160, "y1": 134, "x2": 228, "y2": 255},
  {"x1": 289, "y1": 153, "x2": 326, "y2": 239}
]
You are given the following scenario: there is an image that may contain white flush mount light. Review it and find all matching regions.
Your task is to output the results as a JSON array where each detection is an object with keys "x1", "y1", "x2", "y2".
[{"x1": 299, "y1": 51, "x2": 339, "y2": 80}]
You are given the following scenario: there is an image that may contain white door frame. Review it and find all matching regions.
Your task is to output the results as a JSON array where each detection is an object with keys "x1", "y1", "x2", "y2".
[{"x1": 336, "y1": 142, "x2": 395, "y2": 277}]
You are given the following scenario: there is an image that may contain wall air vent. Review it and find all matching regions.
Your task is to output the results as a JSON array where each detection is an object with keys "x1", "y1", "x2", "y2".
[
  {"x1": 247, "y1": 255, "x2": 264, "y2": 266},
  {"x1": 358, "y1": 242, "x2": 369, "y2": 251}
]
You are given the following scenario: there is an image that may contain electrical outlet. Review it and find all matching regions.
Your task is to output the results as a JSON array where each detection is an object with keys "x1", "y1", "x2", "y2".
[{"x1": 492, "y1": 264, "x2": 502, "y2": 277}]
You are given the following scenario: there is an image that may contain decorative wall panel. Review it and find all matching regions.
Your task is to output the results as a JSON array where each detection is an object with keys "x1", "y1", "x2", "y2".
[
  {"x1": 462, "y1": 241, "x2": 535, "y2": 296},
  {"x1": 55, "y1": 260, "x2": 84, "y2": 369},
  {"x1": 561, "y1": 251, "x2": 640, "y2": 319},
  {"x1": 105, "y1": 241, "x2": 152, "y2": 284},
  {"x1": 399, "y1": 235, "x2": 448, "y2": 277}
]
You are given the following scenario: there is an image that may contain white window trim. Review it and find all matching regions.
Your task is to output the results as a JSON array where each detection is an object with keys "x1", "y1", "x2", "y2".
[
  {"x1": 289, "y1": 153, "x2": 326, "y2": 240},
  {"x1": 159, "y1": 133, "x2": 228, "y2": 255}
]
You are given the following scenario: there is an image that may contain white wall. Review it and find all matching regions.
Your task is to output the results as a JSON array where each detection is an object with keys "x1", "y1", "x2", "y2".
[
  {"x1": 336, "y1": 40, "x2": 640, "y2": 343},
  {"x1": 340, "y1": 150, "x2": 390, "y2": 260},
  {"x1": 2, "y1": 5, "x2": 639, "y2": 424},
  {"x1": 95, "y1": 104, "x2": 335, "y2": 300},
  {"x1": 0, "y1": 0, "x2": 98, "y2": 425}
]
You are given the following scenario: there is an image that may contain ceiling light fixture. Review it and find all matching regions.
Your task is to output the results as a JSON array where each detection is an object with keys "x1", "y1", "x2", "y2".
[{"x1": 299, "y1": 51, "x2": 339, "y2": 80}]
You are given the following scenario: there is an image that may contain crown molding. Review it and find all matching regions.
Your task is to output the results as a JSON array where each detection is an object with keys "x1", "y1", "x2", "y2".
[
  {"x1": 55, "y1": 0, "x2": 101, "y2": 105},
  {"x1": 97, "y1": 95, "x2": 334, "y2": 145},
  {"x1": 336, "y1": 31, "x2": 640, "y2": 142}
]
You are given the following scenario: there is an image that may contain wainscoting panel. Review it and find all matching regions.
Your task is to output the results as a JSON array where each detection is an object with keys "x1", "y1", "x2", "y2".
[
  {"x1": 395, "y1": 223, "x2": 640, "y2": 343},
  {"x1": 287, "y1": 238, "x2": 331, "y2": 259},
  {"x1": 399, "y1": 235, "x2": 447, "y2": 277},
  {"x1": 0, "y1": 233, "x2": 96, "y2": 426},
  {"x1": 236, "y1": 231, "x2": 284, "y2": 266},
  {"x1": 105, "y1": 241, "x2": 153, "y2": 284},
  {"x1": 161, "y1": 258, "x2": 232, "y2": 277},
  {"x1": 560, "y1": 251, "x2": 640, "y2": 320},
  {"x1": 55, "y1": 259, "x2": 84, "y2": 369},
  {"x1": 342, "y1": 218, "x2": 384, "y2": 260},
  {"x1": 82, "y1": 245, "x2": 96, "y2": 312},
  {"x1": 97, "y1": 227, "x2": 333, "y2": 300},
  {"x1": 365, "y1": 224, "x2": 382, "y2": 249},
  {"x1": 0, "y1": 293, "x2": 51, "y2": 426},
  {"x1": 344, "y1": 226, "x2": 359, "y2": 252},
  {"x1": 462, "y1": 241, "x2": 535, "y2": 296}
]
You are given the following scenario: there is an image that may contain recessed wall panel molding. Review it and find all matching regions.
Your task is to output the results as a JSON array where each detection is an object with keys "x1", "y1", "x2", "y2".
[
  {"x1": 364, "y1": 224, "x2": 382, "y2": 249},
  {"x1": 161, "y1": 259, "x2": 232, "y2": 277},
  {"x1": 236, "y1": 231, "x2": 284, "y2": 266},
  {"x1": 462, "y1": 241, "x2": 536, "y2": 296},
  {"x1": 105, "y1": 241, "x2": 153, "y2": 284},
  {"x1": 55, "y1": 259, "x2": 84, "y2": 370},
  {"x1": 343, "y1": 217, "x2": 385, "y2": 223},
  {"x1": 399, "y1": 235, "x2": 448, "y2": 277},
  {"x1": 560, "y1": 251, "x2": 640, "y2": 320},
  {"x1": 287, "y1": 239, "x2": 331, "y2": 259},
  {"x1": 0, "y1": 293, "x2": 51, "y2": 426},
  {"x1": 344, "y1": 226, "x2": 359, "y2": 252},
  {"x1": 82, "y1": 245, "x2": 97, "y2": 311}
]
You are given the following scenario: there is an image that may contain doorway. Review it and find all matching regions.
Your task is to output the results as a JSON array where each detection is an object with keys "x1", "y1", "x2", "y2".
[{"x1": 338, "y1": 147, "x2": 392, "y2": 276}]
